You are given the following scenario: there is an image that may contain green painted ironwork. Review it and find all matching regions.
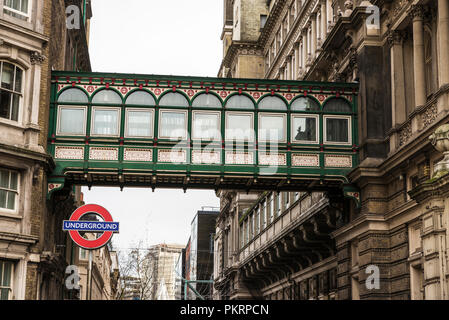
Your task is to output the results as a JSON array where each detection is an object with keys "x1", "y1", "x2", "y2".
[{"x1": 47, "y1": 71, "x2": 360, "y2": 206}]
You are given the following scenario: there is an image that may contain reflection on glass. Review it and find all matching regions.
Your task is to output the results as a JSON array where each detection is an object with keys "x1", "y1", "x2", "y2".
[
  {"x1": 126, "y1": 91, "x2": 155, "y2": 105},
  {"x1": 226, "y1": 113, "x2": 253, "y2": 140},
  {"x1": 92, "y1": 90, "x2": 122, "y2": 104},
  {"x1": 160, "y1": 111, "x2": 186, "y2": 139},
  {"x1": 323, "y1": 98, "x2": 352, "y2": 112},
  {"x1": 58, "y1": 88, "x2": 88, "y2": 103},
  {"x1": 59, "y1": 108, "x2": 85, "y2": 135},
  {"x1": 293, "y1": 116, "x2": 316, "y2": 142},
  {"x1": 192, "y1": 94, "x2": 222, "y2": 108},
  {"x1": 259, "y1": 115, "x2": 284, "y2": 141},
  {"x1": 193, "y1": 113, "x2": 219, "y2": 140},
  {"x1": 93, "y1": 109, "x2": 119, "y2": 135},
  {"x1": 291, "y1": 97, "x2": 320, "y2": 111},
  {"x1": 326, "y1": 118, "x2": 349, "y2": 143},
  {"x1": 225, "y1": 95, "x2": 254, "y2": 109},
  {"x1": 126, "y1": 110, "x2": 152, "y2": 137}
]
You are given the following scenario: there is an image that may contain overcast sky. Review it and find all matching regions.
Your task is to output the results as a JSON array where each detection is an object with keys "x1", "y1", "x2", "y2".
[{"x1": 82, "y1": 0, "x2": 223, "y2": 251}]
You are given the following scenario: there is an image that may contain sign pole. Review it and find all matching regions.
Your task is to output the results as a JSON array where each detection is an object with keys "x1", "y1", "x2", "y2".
[{"x1": 87, "y1": 250, "x2": 93, "y2": 300}]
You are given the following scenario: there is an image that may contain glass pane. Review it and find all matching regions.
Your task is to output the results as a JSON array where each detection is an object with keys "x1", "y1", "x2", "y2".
[
  {"x1": 92, "y1": 90, "x2": 122, "y2": 104},
  {"x1": 21, "y1": 0, "x2": 28, "y2": 13},
  {"x1": 192, "y1": 94, "x2": 222, "y2": 108},
  {"x1": 2, "y1": 262, "x2": 11, "y2": 286},
  {"x1": 93, "y1": 109, "x2": 119, "y2": 135},
  {"x1": 0, "y1": 170, "x2": 8, "y2": 188},
  {"x1": 193, "y1": 113, "x2": 219, "y2": 140},
  {"x1": 323, "y1": 98, "x2": 352, "y2": 112},
  {"x1": 0, "y1": 90, "x2": 11, "y2": 119},
  {"x1": 258, "y1": 96, "x2": 287, "y2": 110},
  {"x1": 159, "y1": 92, "x2": 189, "y2": 107},
  {"x1": 125, "y1": 91, "x2": 155, "y2": 105},
  {"x1": 326, "y1": 118, "x2": 349, "y2": 143},
  {"x1": 9, "y1": 172, "x2": 17, "y2": 190},
  {"x1": 292, "y1": 117, "x2": 316, "y2": 142},
  {"x1": 6, "y1": 192, "x2": 15, "y2": 210},
  {"x1": 159, "y1": 111, "x2": 186, "y2": 138},
  {"x1": 59, "y1": 108, "x2": 85, "y2": 135},
  {"x1": 226, "y1": 114, "x2": 253, "y2": 140},
  {"x1": 0, "y1": 190, "x2": 7, "y2": 209},
  {"x1": 11, "y1": 93, "x2": 19, "y2": 121},
  {"x1": 0, "y1": 288, "x2": 8, "y2": 300},
  {"x1": 58, "y1": 88, "x2": 88, "y2": 103},
  {"x1": 1, "y1": 63, "x2": 13, "y2": 90},
  {"x1": 259, "y1": 115, "x2": 284, "y2": 141},
  {"x1": 14, "y1": 67, "x2": 22, "y2": 92},
  {"x1": 291, "y1": 97, "x2": 320, "y2": 111},
  {"x1": 225, "y1": 95, "x2": 254, "y2": 109},
  {"x1": 126, "y1": 110, "x2": 152, "y2": 137}
]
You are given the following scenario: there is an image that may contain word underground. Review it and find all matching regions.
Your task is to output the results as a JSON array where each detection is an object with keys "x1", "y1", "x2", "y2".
[
  {"x1": 179, "y1": 304, "x2": 269, "y2": 317},
  {"x1": 62, "y1": 221, "x2": 119, "y2": 232}
]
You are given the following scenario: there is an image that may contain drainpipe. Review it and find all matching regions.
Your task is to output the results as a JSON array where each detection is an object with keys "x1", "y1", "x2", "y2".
[{"x1": 83, "y1": 0, "x2": 87, "y2": 25}]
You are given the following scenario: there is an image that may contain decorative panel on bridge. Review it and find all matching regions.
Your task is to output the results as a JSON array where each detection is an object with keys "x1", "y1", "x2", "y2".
[{"x1": 47, "y1": 71, "x2": 359, "y2": 204}]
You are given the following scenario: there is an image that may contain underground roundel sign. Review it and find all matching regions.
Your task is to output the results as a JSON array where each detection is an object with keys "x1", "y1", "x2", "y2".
[{"x1": 62, "y1": 204, "x2": 119, "y2": 250}]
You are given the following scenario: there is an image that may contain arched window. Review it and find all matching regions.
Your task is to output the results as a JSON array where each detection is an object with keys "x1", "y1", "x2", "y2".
[
  {"x1": 125, "y1": 90, "x2": 156, "y2": 105},
  {"x1": 92, "y1": 89, "x2": 122, "y2": 104},
  {"x1": 258, "y1": 95, "x2": 287, "y2": 110},
  {"x1": 57, "y1": 88, "x2": 88, "y2": 103},
  {"x1": 159, "y1": 92, "x2": 189, "y2": 107},
  {"x1": 0, "y1": 61, "x2": 23, "y2": 121},
  {"x1": 225, "y1": 94, "x2": 254, "y2": 109},
  {"x1": 192, "y1": 93, "x2": 222, "y2": 108},
  {"x1": 290, "y1": 97, "x2": 320, "y2": 111},
  {"x1": 323, "y1": 98, "x2": 352, "y2": 113}
]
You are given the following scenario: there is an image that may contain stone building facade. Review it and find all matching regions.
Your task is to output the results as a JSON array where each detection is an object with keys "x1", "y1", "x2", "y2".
[
  {"x1": 214, "y1": 0, "x2": 449, "y2": 300},
  {"x1": 0, "y1": 0, "x2": 92, "y2": 300}
]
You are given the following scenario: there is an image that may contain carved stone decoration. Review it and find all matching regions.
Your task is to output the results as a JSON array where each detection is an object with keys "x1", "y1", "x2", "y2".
[
  {"x1": 192, "y1": 150, "x2": 221, "y2": 164},
  {"x1": 89, "y1": 147, "x2": 118, "y2": 161},
  {"x1": 124, "y1": 148, "x2": 153, "y2": 162},
  {"x1": 325, "y1": 155, "x2": 352, "y2": 168},
  {"x1": 428, "y1": 124, "x2": 449, "y2": 177},
  {"x1": 258, "y1": 153, "x2": 287, "y2": 166},
  {"x1": 30, "y1": 51, "x2": 46, "y2": 65},
  {"x1": 225, "y1": 152, "x2": 253, "y2": 165},
  {"x1": 421, "y1": 104, "x2": 437, "y2": 130},
  {"x1": 399, "y1": 122, "x2": 412, "y2": 147},
  {"x1": 158, "y1": 149, "x2": 186, "y2": 163},
  {"x1": 292, "y1": 154, "x2": 319, "y2": 167},
  {"x1": 55, "y1": 146, "x2": 84, "y2": 160},
  {"x1": 344, "y1": 0, "x2": 354, "y2": 17}
]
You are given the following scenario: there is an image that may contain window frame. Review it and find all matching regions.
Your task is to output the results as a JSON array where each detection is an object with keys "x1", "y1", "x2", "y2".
[
  {"x1": 191, "y1": 110, "x2": 221, "y2": 141},
  {"x1": 225, "y1": 111, "x2": 255, "y2": 142},
  {"x1": 0, "y1": 168, "x2": 19, "y2": 214},
  {"x1": 0, "y1": 61, "x2": 24, "y2": 122},
  {"x1": 3, "y1": 0, "x2": 31, "y2": 20},
  {"x1": 158, "y1": 109, "x2": 188, "y2": 140},
  {"x1": 90, "y1": 106, "x2": 121, "y2": 137},
  {"x1": 290, "y1": 114, "x2": 319, "y2": 144},
  {"x1": 323, "y1": 115, "x2": 352, "y2": 145},
  {"x1": 258, "y1": 112, "x2": 287, "y2": 143},
  {"x1": 56, "y1": 105, "x2": 87, "y2": 136},
  {"x1": 0, "y1": 259, "x2": 14, "y2": 300},
  {"x1": 124, "y1": 108, "x2": 154, "y2": 139}
]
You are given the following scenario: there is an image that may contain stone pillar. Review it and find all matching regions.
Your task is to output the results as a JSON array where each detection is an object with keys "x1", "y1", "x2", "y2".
[
  {"x1": 438, "y1": 0, "x2": 449, "y2": 86},
  {"x1": 294, "y1": 43, "x2": 299, "y2": 79},
  {"x1": 411, "y1": 5, "x2": 427, "y2": 108},
  {"x1": 321, "y1": 0, "x2": 327, "y2": 45},
  {"x1": 389, "y1": 30, "x2": 407, "y2": 126},
  {"x1": 336, "y1": 242, "x2": 351, "y2": 300},
  {"x1": 311, "y1": 14, "x2": 317, "y2": 57},
  {"x1": 327, "y1": 0, "x2": 333, "y2": 32}
]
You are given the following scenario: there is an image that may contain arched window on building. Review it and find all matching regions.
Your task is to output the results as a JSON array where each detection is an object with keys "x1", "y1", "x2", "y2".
[
  {"x1": 0, "y1": 61, "x2": 23, "y2": 122},
  {"x1": 159, "y1": 92, "x2": 189, "y2": 107},
  {"x1": 192, "y1": 93, "x2": 222, "y2": 108},
  {"x1": 56, "y1": 88, "x2": 88, "y2": 135},
  {"x1": 125, "y1": 90, "x2": 156, "y2": 106}
]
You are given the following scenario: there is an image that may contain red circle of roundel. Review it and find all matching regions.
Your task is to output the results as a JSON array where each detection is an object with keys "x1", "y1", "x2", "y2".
[{"x1": 68, "y1": 204, "x2": 114, "y2": 250}]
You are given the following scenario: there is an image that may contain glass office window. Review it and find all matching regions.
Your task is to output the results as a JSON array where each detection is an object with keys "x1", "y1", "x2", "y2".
[
  {"x1": 92, "y1": 90, "x2": 122, "y2": 104},
  {"x1": 292, "y1": 115, "x2": 317, "y2": 143},
  {"x1": 192, "y1": 93, "x2": 222, "y2": 108},
  {"x1": 92, "y1": 108, "x2": 120, "y2": 136},
  {"x1": 125, "y1": 91, "x2": 155, "y2": 106},
  {"x1": 159, "y1": 110, "x2": 187, "y2": 139},
  {"x1": 225, "y1": 95, "x2": 254, "y2": 109},
  {"x1": 192, "y1": 112, "x2": 220, "y2": 140},
  {"x1": 125, "y1": 109, "x2": 153, "y2": 137},
  {"x1": 159, "y1": 92, "x2": 189, "y2": 107},
  {"x1": 57, "y1": 107, "x2": 86, "y2": 135},
  {"x1": 258, "y1": 114, "x2": 285, "y2": 142},
  {"x1": 258, "y1": 96, "x2": 287, "y2": 110},
  {"x1": 325, "y1": 116, "x2": 350, "y2": 144},
  {"x1": 225, "y1": 112, "x2": 254, "y2": 141}
]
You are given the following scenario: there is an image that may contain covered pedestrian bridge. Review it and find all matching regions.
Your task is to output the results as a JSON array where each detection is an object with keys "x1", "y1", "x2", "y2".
[{"x1": 47, "y1": 71, "x2": 360, "y2": 206}]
